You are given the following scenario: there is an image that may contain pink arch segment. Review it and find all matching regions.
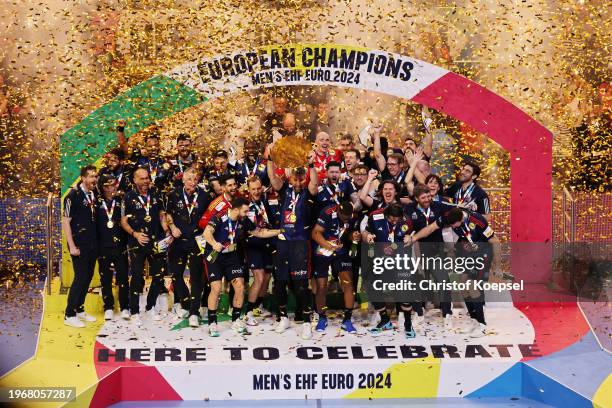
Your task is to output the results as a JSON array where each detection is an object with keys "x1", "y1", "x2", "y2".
[{"x1": 412, "y1": 72, "x2": 552, "y2": 243}]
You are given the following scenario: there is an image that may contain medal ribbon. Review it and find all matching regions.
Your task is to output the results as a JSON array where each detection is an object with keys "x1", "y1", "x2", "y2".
[
  {"x1": 137, "y1": 194, "x2": 151, "y2": 219},
  {"x1": 101, "y1": 199, "x2": 116, "y2": 222},
  {"x1": 418, "y1": 205, "x2": 432, "y2": 224},
  {"x1": 252, "y1": 200, "x2": 269, "y2": 226},
  {"x1": 387, "y1": 221, "x2": 396, "y2": 242},
  {"x1": 456, "y1": 183, "x2": 475, "y2": 205},
  {"x1": 80, "y1": 185, "x2": 95, "y2": 218},
  {"x1": 227, "y1": 218, "x2": 236, "y2": 244},
  {"x1": 183, "y1": 188, "x2": 198, "y2": 217}
]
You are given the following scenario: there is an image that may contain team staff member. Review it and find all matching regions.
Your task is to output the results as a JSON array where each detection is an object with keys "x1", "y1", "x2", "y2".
[
  {"x1": 63, "y1": 165, "x2": 99, "y2": 328},
  {"x1": 165, "y1": 167, "x2": 210, "y2": 327},
  {"x1": 202, "y1": 197, "x2": 280, "y2": 337},
  {"x1": 445, "y1": 162, "x2": 490, "y2": 217},
  {"x1": 267, "y1": 149, "x2": 318, "y2": 339},
  {"x1": 243, "y1": 176, "x2": 277, "y2": 326},
  {"x1": 96, "y1": 174, "x2": 130, "y2": 321},
  {"x1": 169, "y1": 133, "x2": 202, "y2": 189},
  {"x1": 363, "y1": 203, "x2": 418, "y2": 338},
  {"x1": 311, "y1": 201, "x2": 360, "y2": 334},
  {"x1": 409, "y1": 207, "x2": 500, "y2": 338},
  {"x1": 121, "y1": 167, "x2": 171, "y2": 324},
  {"x1": 98, "y1": 147, "x2": 132, "y2": 194},
  {"x1": 405, "y1": 184, "x2": 455, "y2": 326}
]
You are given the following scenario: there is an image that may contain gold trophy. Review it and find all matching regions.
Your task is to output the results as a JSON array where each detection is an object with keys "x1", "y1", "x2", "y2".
[{"x1": 270, "y1": 136, "x2": 312, "y2": 168}]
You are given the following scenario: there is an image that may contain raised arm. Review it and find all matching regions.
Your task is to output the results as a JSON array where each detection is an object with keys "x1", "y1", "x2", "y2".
[
  {"x1": 265, "y1": 144, "x2": 284, "y2": 191},
  {"x1": 421, "y1": 106, "x2": 434, "y2": 159},
  {"x1": 371, "y1": 128, "x2": 386, "y2": 172},
  {"x1": 307, "y1": 150, "x2": 318, "y2": 195},
  {"x1": 359, "y1": 169, "x2": 378, "y2": 208}
]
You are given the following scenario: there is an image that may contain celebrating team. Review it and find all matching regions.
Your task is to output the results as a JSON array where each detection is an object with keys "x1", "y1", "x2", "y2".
[{"x1": 63, "y1": 104, "x2": 499, "y2": 340}]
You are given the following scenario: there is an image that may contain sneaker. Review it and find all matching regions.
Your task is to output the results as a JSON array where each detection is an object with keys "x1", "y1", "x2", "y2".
[
  {"x1": 209, "y1": 322, "x2": 220, "y2": 337},
  {"x1": 341, "y1": 320, "x2": 357, "y2": 334},
  {"x1": 311, "y1": 312, "x2": 319, "y2": 326},
  {"x1": 315, "y1": 316, "x2": 328, "y2": 332},
  {"x1": 369, "y1": 320, "x2": 393, "y2": 335},
  {"x1": 104, "y1": 309, "x2": 114, "y2": 321},
  {"x1": 275, "y1": 316, "x2": 290, "y2": 333},
  {"x1": 188, "y1": 315, "x2": 199, "y2": 327},
  {"x1": 64, "y1": 316, "x2": 85, "y2": 328},
  {"x1": 301, "y1": 322, "x2": 312, "y2": 340},
  {"x1": 173, "y1": 304, "x2": 189, "y2": 319},
  {"x1": 443, "y1": 315, "x2": 453, "y2": 329},
  {"x1": 405, "y1": 328, "x2": 416, "y2": 339},
  {"x1": 244, "y1": 311, "x2": 258, "y2": 326},
  {"x1": 413, "y1": 314, "x2": 425, "y2": 326},
  {"x1": 259, "y1": 305, "x2": 273, "y2": 317},
  {"x1": 469, "y1": 323, "x2": 487, "y2": 338},
  {"x1": 232, "y1": 319, "x2": 248, "y2": 335},
  {"x1": 120, "y1": 309, "x2": 130, "y2": 320},
  {"x1": 146, "y1": 308, "x2": 161, "y2": 321},
  {"x1": 77, "y1": 312, "x2": 97, "y2": 322},
  {"x1": 460, "y1": 318, "x2": 479, "y2": 334},
  {"x1": 368, "y1": 311, "x2": 381, "y2": 327}
]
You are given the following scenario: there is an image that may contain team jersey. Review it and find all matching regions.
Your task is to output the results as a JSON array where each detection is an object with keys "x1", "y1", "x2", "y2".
[
  {"x1": 198, "y1": 194, "x2": 232, "y2": 230},
  {"x1": 243, "y1": 195, "x2": 277, "y2": 247},
  {"x1": 445, "y1": 182, "x2": 490, "y2": 215},
  {"x1": 96, "y1": 195, "x2": 126, "y2": 249},
  {"x1": 235, "y1": 157, "x2": 269, "y2": 186},
  {"x1": 313, "y1": 149, "x2": 343, "y2": 181},
  {"x1": 314, "y1": 204, "x2": 358, "y2": 256},
  {"x1": 365, "y1": 207, "x2": 413, "y2": 243},
  {"x1": 165, "y1": 186, "x2": 210, "y2": 244},
  {"x1": 435, "y1": 211, "x2": 495, "y2": 243},
  {"x1": 405, "y1": 201, "x2": 455, "y2": 243},
  {"x1": 121, "y1": 187, "x2": 166, "y2": 249},
  {"x1": 316, "y1": 180, "x2": 350, "y2": 208},
  {"x1": 278, "y1": 182, "x2": 315, "y2": 241},
  {"x1": 168, "y1": 154, "x2": 201, "y2": 189},
  {"x1": 204, "y1": 214, "x2": 248, "y2": 256},
  {"x1": 63, "y1": 184, "x2": 97, "y2": 250}
]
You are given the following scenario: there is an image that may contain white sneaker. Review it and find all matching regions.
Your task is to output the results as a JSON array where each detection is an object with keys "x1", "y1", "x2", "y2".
[
  {"x1": 121, "y1": 309, "x2": 130, "y2": 320},
  {"x1": 173, "y1": 304, "x2": 189, "y2": 319},
  {"x1": 413, "y1": 314, "x2": 425, "y2": 326},
  {"x1": 186, "y1": 314, "x2": 197, "y2": 327},
  {"x1": 146, "y1": 308, "x2": 161, "y2": 321},
  {"x1": 64, "y1": 316, "x2": 86, "y2": 328},
  {"x1": 244, "y1": 311, "x2": 258, "y2": 326},
  {"x1": 274, "y1": 316, "x2": 290, "y2": 333},
  {"x1": 460, "y1": 318, "x2": 479, "y2": 334},
  {"x1": 444, "y1": 315, "x2": 453, "y2": 329},
  {"x1": 301, "y1": 322, "x2": 312, "y2": 340},
  {"x1": 77, "y1": 312, "x2": 97, "y2": 322},
  {"x1": 104, "y1": 310, "x2": 114, "y2": 321},
  {"x1": 232, "y1": 319, "x2": 248, "y2": 334},
  {"x1": 259, "y1": 305, "x2": 273, "y2": 317},
  {"x1": 156, "y1": 293, "x2": 169, "y2": 313},
  {"x1": 470, "y1": 323, "x2": 487, "y2": 338},
  {"x1": 209, "y1": 322, "x2": 220, "y2": 337},
  {"x1": 368, "y1": 311, "x2": 381, "y2": 327}
]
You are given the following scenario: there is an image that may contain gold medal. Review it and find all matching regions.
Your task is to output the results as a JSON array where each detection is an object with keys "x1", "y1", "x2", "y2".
[
  {"x1": 144, "y1": 215, "x2": 152, "y2": 223},
  {"x1": 289, "y1": 213, "x2": 297, "y2": 223},
  {"x1": 107, "y1": 220, "x2": 114, "y2": 229}
]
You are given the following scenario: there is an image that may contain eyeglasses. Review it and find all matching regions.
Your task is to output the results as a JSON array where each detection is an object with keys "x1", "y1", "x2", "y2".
[{"x1": 354, "y1": 172, "x2": 368, "y2": 176}]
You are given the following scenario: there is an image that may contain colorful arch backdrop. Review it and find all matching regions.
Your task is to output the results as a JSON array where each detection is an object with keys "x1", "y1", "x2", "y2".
[{"x1": 60, "y1": 43, "x2": 552, "y2": 243}]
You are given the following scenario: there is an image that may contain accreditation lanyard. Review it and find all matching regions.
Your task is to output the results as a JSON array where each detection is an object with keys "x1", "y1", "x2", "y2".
[
  {"x1": 183, "y1": 188, "x2": 198, "y2": 218},
  {"x1": 456, "y1": 183, "x2": 475, "y2": 205},
  {"x1": 395, "y1": 171, "x2": 405, "y2": 184}
]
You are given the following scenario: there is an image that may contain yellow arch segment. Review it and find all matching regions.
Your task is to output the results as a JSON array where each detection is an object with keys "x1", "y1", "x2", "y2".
[
  {"x1": 593, "y1": 374, "x2": 612, "y2": 408},
  {"x1": 344, "y1": 356, "x2": 441, "y2": 399}
]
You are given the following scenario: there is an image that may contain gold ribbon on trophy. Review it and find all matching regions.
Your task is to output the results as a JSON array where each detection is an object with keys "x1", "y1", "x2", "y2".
[{"x1": 270, "y1": 136, "x2": 312, "y2": 168}]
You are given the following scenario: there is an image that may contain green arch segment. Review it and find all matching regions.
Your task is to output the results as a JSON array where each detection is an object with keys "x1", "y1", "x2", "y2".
[{"x1": 60, "y1": 74, "x2": 205, "y2": 194}]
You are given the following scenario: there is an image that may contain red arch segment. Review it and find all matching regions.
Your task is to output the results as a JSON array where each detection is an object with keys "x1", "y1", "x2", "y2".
[{"x1": 412, "y1": 72, "x2": 552, "y2": 243}]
